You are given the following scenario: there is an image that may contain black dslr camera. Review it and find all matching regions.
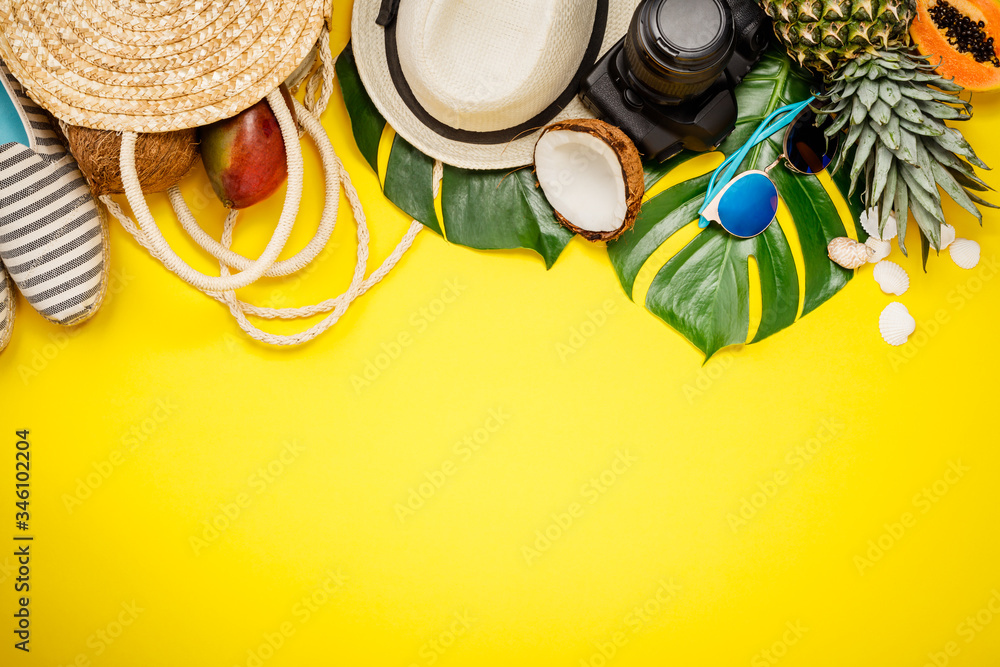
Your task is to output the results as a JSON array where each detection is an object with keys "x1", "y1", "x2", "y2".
[{"x1": 580, "y1": 0, "x2": 772, "y2": 162}]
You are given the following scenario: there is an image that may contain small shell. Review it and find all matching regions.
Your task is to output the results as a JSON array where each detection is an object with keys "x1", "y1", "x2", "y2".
[
  {"x1": 939, "y1": 223, "x2": 956, "y2": 251},
  {"x1": 879, "y1": 302, "x2": 916, "y2": 346},
  {"x1": 860, "y1": 206, "x2": 898, "y2": 241},
  {"x1": 828, "y1": 237, "x2": 871, "y2": 269},
  {"x1": 873, "y1": 260, "x2": 909, "y2": 295},
  {"x1": 949, "y1": 238, "x2": 980, "y2": 269},
  {"x1": 865, "y1": 237, "x2": 892, "y2": 263}
]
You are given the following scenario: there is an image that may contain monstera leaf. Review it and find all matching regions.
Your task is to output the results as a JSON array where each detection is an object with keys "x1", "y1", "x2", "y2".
[
  {"x1": 607, "y1": 50, "x2": 865, "y2": 359},
  {"x1": 336, "y1": 44, "x2": 573, "y2": 268},
  {"x1": 337, "y1": 43, "x2": 865, "y2": 357}
]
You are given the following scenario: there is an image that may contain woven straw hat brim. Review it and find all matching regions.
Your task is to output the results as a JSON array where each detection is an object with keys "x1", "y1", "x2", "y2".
[
  {"x1": 0, "y1": 0, "x2": 330, "y2": 133},
  {"x1": 352, "y1": 0, "x2": 641, "y2": 170}
]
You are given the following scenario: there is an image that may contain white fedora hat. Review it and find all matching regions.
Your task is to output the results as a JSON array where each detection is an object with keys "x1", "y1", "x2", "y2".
[{"x1": 351, "y1": 0, "x2": 641, "y2": 170}]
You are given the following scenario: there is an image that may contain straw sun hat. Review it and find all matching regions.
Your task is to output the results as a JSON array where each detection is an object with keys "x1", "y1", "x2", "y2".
[
  {"x1": 352, "y1": 0, "x2": 641, "y2": 170},
  {"x1": 0, "y1": 0, "x2": 332, "y2": 133}
]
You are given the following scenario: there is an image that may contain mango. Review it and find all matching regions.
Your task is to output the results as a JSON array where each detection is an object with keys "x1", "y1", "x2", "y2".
[{"x1": 199, "y1": 85, "x2": 297, "y2": 209}]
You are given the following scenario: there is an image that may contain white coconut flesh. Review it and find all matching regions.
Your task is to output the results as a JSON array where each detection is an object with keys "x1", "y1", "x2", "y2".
[{"x1": 535, "y1": 130, "x2": 628, "y2": 235}]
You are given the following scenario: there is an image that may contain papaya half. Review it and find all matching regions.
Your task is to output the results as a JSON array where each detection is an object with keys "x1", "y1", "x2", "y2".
[{"x1": 911, "y1": 0, "x2": 1000, "y2": 91}]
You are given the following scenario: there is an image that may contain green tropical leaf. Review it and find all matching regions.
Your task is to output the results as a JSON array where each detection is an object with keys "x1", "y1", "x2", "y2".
[
  {"x1": 334, "y1": 45, "x2": 384, "y2": 172},
  {"x1": 441, "y1": 166, "x2": 573, "y2": 269},
  {"x1": 607, "y1": 50, "x2": 864, "y2": 359},
  {"x1": 383, "y1": 134, "x2": 442, "y2": 235},
  {"x1": 337, "y1": 42, "x2": 570, "y2": 264}
]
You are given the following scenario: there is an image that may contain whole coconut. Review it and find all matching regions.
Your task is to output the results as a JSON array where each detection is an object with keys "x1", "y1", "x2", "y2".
[{"x1": 65, "y1": 126, "x2": 200, "y2": 195}]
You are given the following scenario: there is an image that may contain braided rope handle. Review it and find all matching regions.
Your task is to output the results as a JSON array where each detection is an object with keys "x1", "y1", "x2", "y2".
[
  {"x1": 104, "y1": 37, "x2": 435, "y2": 346},
  {"x1": 118, "y1": 88, "x2": 304, "y2": 293}
]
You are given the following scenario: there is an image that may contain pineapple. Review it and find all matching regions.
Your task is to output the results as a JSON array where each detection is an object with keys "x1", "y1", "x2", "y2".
[
  {"x1": 760, "y1": 0, "x2": 993, "y2": 262},
  {"x1": 817, "y1": 50, "x2": 994, "y2": 257},
  {"x1": 761, "y1": 0, "x2": 917, "y2": 73}
]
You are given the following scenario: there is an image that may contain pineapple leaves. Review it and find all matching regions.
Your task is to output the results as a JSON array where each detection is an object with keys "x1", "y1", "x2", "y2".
[
  {"x1": 858, "y1": 79, "x2": 880, "y2": 109},
  {"x1": 900, "y1": 164, "x2": 942, "y2": 221},
  {"x1": 893, "y1": 96, "x2": 926, "y2": 125},
  {"x1": 850, "y1": 125, "x2": 878, "y2": 192},
  {"x1": 931, "y1": 161, "x2": 983, "y2": 222},
  {"x1": 936, "y1": 128, "x2": 988, "y2": 169},
  {"x1": 880, "y1": 163, "x2": 897, "y2": 235},
  {"x1": 872, "y1": 116, "x2": 902, "y2": 150},
  {"x1": 872, "y1": 144, "x2": 894, "y2": 202},
  {"x1": 894, "y1": 176, "x2": 910, "y2": 255},
  {"x1": 607, "y1": 50, "x2": 863, "y2": 359},
  {"x1": 870, "y1": 98, "x2": 892, "y2": 124},
  {"x1": 820, "y1": 51, "x2": 991, "y2": 259},
  {"x1": 899, "y1": 117, "x2": 944, "y2": 137},
  {"x1": 878, "y1": 79, "x2": 902, "y2": 106}
]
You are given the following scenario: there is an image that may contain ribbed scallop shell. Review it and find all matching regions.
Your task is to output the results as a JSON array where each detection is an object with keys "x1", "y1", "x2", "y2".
[
  {"x1": 879, "y1": 302, "x2": 916, "y2": 346},
  {"x1": 873, "y1": 260, "x2": 909, "y2": 295},
  {"x1": 939, "y1": 223, "x2": 956, "y2": 251},
  {"x1": 865, "y1": 237, "x2": 892, "y2": 263},
  {"x1": 949, "y1": 238, "x2": 980, "y2": 270},
  {"x1": 860, "y1": 206, "x2": 897, "y2": 241},
  {"x1": 827, "y1": 237, "x2": 871, "y2": 269}
]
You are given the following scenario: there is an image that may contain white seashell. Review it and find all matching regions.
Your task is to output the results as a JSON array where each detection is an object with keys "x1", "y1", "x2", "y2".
[
  {"x1": 873, "y1": 260, "x2": 909, "y2": 295},
  {"x1": 949, "y1": 238, "x2": 980, "y2": 269},
  {"x1": 828, "y1": 237, "x2": 871, "y2": 269},
  {"x1": 865, "y1": 237, "x2": 892, "y2": 263},
  {"x1": 938, "y1": 223, "x2": 956, "y2": 250},
  {"x1": 879, "y1": 302, "x2": 916, "y2": 346},
  {"x1": 860, "y1": 206, "x2": 898, "y2": 241}
]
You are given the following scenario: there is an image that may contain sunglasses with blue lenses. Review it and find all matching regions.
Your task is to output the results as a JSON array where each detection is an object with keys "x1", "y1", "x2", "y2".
[{"x1": 698, "y1": 97, "x2": 839, "y2": 239}]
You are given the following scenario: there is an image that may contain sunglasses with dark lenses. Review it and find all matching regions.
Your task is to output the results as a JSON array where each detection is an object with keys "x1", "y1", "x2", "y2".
[{"x1": 698, "y1": 98, "x2": 839, "y2": 238}]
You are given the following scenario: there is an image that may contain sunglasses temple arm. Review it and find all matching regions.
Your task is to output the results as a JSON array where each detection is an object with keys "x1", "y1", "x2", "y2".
[
  {"x1": 700, "y1": 140, "x2": 758, "y2": 228},
  {"x1": 698, "y1": 97, "x2": 816, "y2": 228},
  {"x1": 700, "y1": 117, "x2": 785, "y2": 227}
]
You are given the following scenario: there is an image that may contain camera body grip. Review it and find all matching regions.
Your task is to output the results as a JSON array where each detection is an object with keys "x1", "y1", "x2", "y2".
[{"x1": 579, "y1": 0, "x2": 772, "y2": 162}]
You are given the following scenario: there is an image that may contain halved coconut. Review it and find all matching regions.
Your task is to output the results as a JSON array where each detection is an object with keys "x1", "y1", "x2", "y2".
[{"x1": 533, "y1": 119, "x2": 644, "y2": 242}]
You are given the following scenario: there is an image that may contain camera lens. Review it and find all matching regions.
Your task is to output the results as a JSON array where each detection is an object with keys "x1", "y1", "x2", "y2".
[{"x1": 623, "y1": 0, "x2": 736, "y2": 102}]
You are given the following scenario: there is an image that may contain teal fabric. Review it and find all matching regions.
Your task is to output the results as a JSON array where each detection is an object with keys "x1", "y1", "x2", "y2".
[
  {"x1": 0, "y1": 83, "x2": 29, "y2": 147},
  {"x1": 698, "y1": 97, "x2": 816, "y2": 229}
]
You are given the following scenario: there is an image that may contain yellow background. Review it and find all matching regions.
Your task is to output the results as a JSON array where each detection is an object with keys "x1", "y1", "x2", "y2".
[{"x1": 3, "y1": 9, "x2": 1000, "y2": 667}]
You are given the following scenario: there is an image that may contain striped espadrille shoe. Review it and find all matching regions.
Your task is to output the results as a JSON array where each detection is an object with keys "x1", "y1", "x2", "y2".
[
  {"x1": 0, "y1": 60, "x2": 109, "y2": 326},
  {"x1": 0, "y1": 264, "x2": 13, "y2": 353}
]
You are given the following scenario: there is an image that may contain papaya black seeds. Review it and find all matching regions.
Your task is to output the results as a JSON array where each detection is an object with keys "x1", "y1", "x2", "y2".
[{"x1": 929, "y1": 0, "x2": 1000, "y2": 67}]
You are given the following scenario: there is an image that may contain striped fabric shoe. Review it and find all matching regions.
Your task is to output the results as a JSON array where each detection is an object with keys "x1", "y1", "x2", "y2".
[
  {"x1": 0, "y1": 60, "x2": 109, "y2": 326},
  {"x1": 0, "y1": 264, "x2": 13, "y2": 352}
]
